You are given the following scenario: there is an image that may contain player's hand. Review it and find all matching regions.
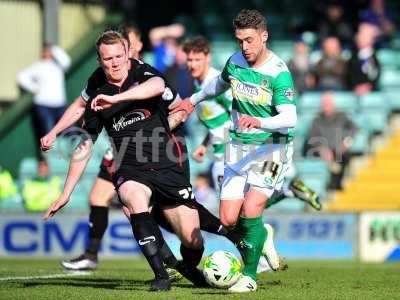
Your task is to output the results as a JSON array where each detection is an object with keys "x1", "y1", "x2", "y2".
[
  {"x1": 169, "y1": 98, "x2": 194, "y2": 120},
  {"x1": 40, "y1": 131, "x2": 57, "y2": 151},
  {"x1": 192, "y1": 145, "x2": 207, "y2": 163},
  {"x1": 43, "y1": 194, "x2": 70, "y2": 220},
  {"x1": 91, "y1": 94, "x2": 118, "y2": 111},
  {"x1": 238, "y1": 116, "x2": 261, "y2": 129}
]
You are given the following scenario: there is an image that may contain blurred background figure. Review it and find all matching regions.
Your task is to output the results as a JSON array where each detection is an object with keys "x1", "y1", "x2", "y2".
[
  {"x1": 149, "y1": 23, "x2": 186, "y2": 73},
  {"x1": 193, "y1": 173, "x2": 218, "y2": 216},
  {"x1": 304, "y1": 92, "x2": 357, "y2": 190},
  {"x1": 287, "y1": 37, "x2": 314, "y2": 94},
  {"x1": 347, "y1": 25, "x2": 381, "y2": 96},
  {"x1": 359, "y1": 0, "x2": 396, "y2": 47},
  {"x1": 17, "y1": 44, "x2": 71, "y2": 179},
  {"x1": 121, "y1": 23, "x2": 143, "y2": 60},
  {"x1": 164, "y1": 44, "x2": 194, "y2": 99},
  {"x1": 312, "y1": 36, "x2": 347, "y2": 91},
  {"x1": 318, "y1": 2, "x2": 354, "y2": 48}
]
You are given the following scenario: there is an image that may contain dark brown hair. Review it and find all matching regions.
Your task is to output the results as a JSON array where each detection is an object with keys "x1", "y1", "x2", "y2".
[
  {"x1": 95, "y1": 30, "x2": 125, "y2": 57},
  {"x1": 120, "y1": 23, "x2": 141, "y2": 48},
  {"x1": 233, "y1": 9, "x2": 267, "y2": 31},
  {"x1": 182, "y1": 36, "x2": 211, "y2": 55}
]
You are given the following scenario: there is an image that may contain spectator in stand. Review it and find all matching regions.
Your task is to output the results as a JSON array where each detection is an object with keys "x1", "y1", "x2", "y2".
[
  {"x1": 193, "y1": 173, "x2": 218, "y2": 216},
  {"x1": 318, "y1": 2, "x2": 354, "y2": 48},
  {"x1": 304, "y1": 92, "x2": 357, "y2": 190},
  {"x1": 17, "y1": 43, "x2": 71, "y2": 178},
  {"x1": 359, "y1": 0, "x2": 396, "y2": 47},
  {"x1": 149, "y1": 23, "x2": 185, "y2": 73},
  {"x1": 164, "y1": 44, "x2": 194, "y2": 98},
  {"x1": 347, "y1": 25, "x2": 381, "y2": 96},
  {"x1": 287, "y1": 37, "x2": 315, "y2": 94},
  {"x1": 312, "y1": 37, "x2": 347, "y2": 91}
]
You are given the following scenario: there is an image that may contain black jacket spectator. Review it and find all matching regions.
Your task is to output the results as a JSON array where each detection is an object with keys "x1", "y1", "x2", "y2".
[{"x1": 347, "y1": 49, "x2": 380, "y2": 91}]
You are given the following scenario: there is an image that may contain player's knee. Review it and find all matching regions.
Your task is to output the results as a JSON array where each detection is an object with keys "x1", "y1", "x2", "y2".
[
  {"x1": 181, "y1": 228, "x2": 203, "y2": 249},
  {"x1": 220, "y1": 213, "x2": 238, "y2": 228},
  {"x1": 89, "y1": 193, "x2": 105, "y2": 206}
]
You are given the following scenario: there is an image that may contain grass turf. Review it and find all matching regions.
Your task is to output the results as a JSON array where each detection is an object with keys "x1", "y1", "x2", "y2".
[{"x1": 0, "y1": 258, "x2": 399, "y2": 300}]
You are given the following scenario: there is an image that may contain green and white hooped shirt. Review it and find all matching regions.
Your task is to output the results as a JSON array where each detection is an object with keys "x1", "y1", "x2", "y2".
[
  {"x1": 195, "y1": 67, "x2": 232, "y2": 155},
  {"x1": 221, "y1": 51, "x2": 297, "y2": 145},
  {"x1": 195, "y1": 67, "x2": 232, "y2": 129}
]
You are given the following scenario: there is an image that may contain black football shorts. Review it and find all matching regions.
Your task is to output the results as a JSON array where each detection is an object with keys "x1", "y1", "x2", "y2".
[{"x1": 114, "y1": 164, "x2": 197, "y2": 208}]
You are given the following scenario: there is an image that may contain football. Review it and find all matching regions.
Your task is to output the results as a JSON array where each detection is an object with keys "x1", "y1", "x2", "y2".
[{"x1": 202, "y1": 250, "x2": 242, "y2": 288}]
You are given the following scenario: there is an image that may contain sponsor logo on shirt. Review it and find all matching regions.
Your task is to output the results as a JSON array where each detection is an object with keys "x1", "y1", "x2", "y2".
[
  {"x1": 231, "y1": 78, "x2": 272, "y2": 105},
  {"x1": 112, "y1": 109, "x2": 151, "y2": 131},
  {"x1": 284, "y1": 88, "x2": 295, "y2": 101}
]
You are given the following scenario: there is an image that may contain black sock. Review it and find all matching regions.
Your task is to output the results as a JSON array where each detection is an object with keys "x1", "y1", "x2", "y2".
[
  {"x1": 197, "y1": 203, "x2": 224, "y2": 234},
  {"x1": 180, "y1": 244, "x2": 204, "y2": 268},
  {"x1": 85, "y1": 205, "x2": 109, "y2": 256},
  {"x1": 195, "y1": 203, "x2": 242, "y2": 245},
  {"x1": 150, "y1": 206, "x2": 178, "y2": 267},
  {"x1": 159, "y1": 242, "x2": 178, "y2": 268},
  {"x1": 219, "y1": 226, "x2": 242, "y2": 245},
  {"x1": 130, "y1": 212, "x2": 169, "y2": 279}
]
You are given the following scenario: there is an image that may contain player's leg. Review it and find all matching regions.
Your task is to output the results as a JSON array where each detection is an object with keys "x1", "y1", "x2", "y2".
[
  {"x1": 212, "y1": 161, "x2": 272, "y2": 273},
  {"x1": 86, "y1": 178, "x2": 115, "y2": 256},
  {"x1": 151, "y1": 205, "x2": 185, "y2": 282},
  {"x1": 118, "y1": 180, "x2": 170, "y2": 291},
  {"x1": 61, "y1": 177, "x2": 115, "y2": 270},
  {"x1": 162, "y1": 204, "x2": 207, "y2": 287}
]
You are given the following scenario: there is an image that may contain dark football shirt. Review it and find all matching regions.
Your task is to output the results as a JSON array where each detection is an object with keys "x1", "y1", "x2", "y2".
[{"x1": 82, "y1": 59, "x2": 187, "y2": 171}]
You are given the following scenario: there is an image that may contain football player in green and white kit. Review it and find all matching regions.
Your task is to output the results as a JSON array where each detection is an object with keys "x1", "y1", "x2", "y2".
[
  {"x1": 183, "y1": 36, "x2": 321, "y2": 212},
  {"x1": 171, "y1": 10, "x2": 316, "y2": 292}
]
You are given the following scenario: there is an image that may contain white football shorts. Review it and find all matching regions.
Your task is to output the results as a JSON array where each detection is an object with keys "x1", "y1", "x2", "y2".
[{"x1": 220, "y1": 140, "x2": 293, "y2": 200}]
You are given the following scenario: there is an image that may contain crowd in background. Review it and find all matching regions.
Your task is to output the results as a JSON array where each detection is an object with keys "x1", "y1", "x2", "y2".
[{"x1": 8, "y1": 0, "x2": 398, "y2": 212}]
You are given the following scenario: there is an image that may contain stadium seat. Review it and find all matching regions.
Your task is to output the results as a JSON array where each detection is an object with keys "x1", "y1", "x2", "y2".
[
  {"x1": 286, "y1": 160, "x2": 331, "y2": 199},
  {"x1": 332, "y1": 92, "x2": 358, "y2": 113},
  {"x1": 349, "y1": 114, "x2": 371, "y2": 154},
  {"x1": 359, "y1": 92, "x2": 387, "y2": 109},
  {"x1": 350, "y1": 129, "x2": 370, "y2": 154},
  {"x1": 380, "y1": 69, "x2": 400, "y2": 89},
  {"x1": 298, "y1": 92, "x2": 357, "y2": 117},
  {"x1": 295, "y1": 113, "x2": 315, "y2": 137},
  {"x1": 377, "y1": 49, "x2": 400, "y2": 68},
  {"x1": 359, "y1": 92, "x2": 390, "y2": 133},
  {"x1": 301, "y1": 176, "x2": 328, "y2": 197},
  {"x1": 298, "y1": 92, "x2": 322, "y2": 115},
  {"x1": 384, "y1": 89, "x2": 400, "y2": 111}
]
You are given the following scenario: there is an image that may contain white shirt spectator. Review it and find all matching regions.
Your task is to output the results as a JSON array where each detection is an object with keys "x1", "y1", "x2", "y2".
[{"x1": 17, "y1": 46, "x2": 71, "y2": 107}]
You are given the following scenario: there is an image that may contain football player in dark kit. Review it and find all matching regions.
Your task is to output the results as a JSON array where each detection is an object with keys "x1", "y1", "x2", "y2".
[
  {"x1": 42, "y1": 28, "x2": 245, "y2": 284},
  {"x1": 44, "y1": 31, "x2": 209, "y2": 291}
]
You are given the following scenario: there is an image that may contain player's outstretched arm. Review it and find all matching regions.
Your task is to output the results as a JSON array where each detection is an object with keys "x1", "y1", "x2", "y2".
[
  {"x1": 91, "y1": 77, "x2": 165, "y2": 111},
  {"x1": 239, "y1": 104, "x2": 297, "y2": 130},
  {"x1": 43, "y1": 138, "x2": 93, "y2": 220},
  {"x1": 169, "y1": 75, "x2": 230, "y2": 115},
  {"x1": 41, "y1": 96, "x2": 86, "y2": 151}
]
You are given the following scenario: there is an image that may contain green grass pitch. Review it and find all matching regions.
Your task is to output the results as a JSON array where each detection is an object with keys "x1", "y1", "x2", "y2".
[{"x1": 0, "y1": 258, "x2": 399, "y2": 300}]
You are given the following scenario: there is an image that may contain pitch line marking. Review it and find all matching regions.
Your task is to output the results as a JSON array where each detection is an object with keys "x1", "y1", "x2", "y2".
[{"x1": 0, "y1": 271, "x2": 91, "y2": 281}]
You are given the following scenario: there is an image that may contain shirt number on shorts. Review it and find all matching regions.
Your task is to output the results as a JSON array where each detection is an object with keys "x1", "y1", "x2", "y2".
[{"x1": 178, "y1": 187, "x2": 194, "y2": 200}]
